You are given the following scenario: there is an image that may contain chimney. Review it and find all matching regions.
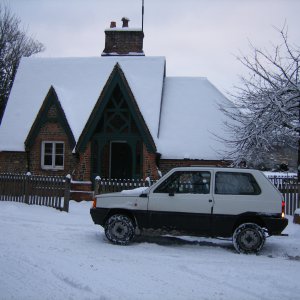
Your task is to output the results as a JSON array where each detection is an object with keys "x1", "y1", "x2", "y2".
[
  {"x1": 102, "y1": 17, "x2": 145, "y2": 56},
  {"x1": 121, "y1": 17, "x2": 129, "y2": 28}
]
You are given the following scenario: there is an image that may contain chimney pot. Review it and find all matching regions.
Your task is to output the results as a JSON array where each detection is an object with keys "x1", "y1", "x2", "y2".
[
  {"x1": 110, "y1": 21, "x2": 116, "y2": 28},
  {"x1": 121, "y1": 17, "x2": 130, "y2": 28}
]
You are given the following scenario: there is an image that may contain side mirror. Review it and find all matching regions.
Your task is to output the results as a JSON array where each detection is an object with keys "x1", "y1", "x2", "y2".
[{"x1": 139, "y1": 193, "x2": 148, "y2": 198}]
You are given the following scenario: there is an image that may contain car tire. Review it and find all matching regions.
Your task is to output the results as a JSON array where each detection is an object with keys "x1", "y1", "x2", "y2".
[
  {"x1": 104, "y1": 214, "x2": 135, "y2": 245},
  {"x1": 233, "y1": 223, "x2": 266, "y2": 254}
]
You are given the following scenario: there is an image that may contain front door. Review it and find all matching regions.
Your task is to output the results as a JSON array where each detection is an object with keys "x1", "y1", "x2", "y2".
[
  {"x1": 110, "y1": 142, "x2": 132, "y2": 179},
  {"x1": 147, "y1": 170, "x2": 213, "y2": 235}
]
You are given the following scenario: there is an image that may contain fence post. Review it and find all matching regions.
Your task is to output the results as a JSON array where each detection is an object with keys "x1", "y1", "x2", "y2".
[
  {"x1": 298, "y1": 183, "x2": 300, "y2": 212},
  {"x1": 62, "y1": 174, "x2": 71, "y2": 212},
  {"x1": 24, "y1": 172, "x2": 31, "y2": 204},
  {"x1": 145, "y1": 176, "x2": 151, "y2": 187},
  {"x1": 94, "y1": 176, "x2": 101, "y2": 195}
]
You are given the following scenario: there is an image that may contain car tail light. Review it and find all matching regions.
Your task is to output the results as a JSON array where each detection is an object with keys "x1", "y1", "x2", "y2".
[
  {"x1": 92, "y1": 198, "x2": 97, "y2": 208},
  {"x1": 281, "y1": 200, "x2": 285, "y2": 218}
]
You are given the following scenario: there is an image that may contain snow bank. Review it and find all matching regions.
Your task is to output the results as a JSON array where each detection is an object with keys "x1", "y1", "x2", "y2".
[{"x1": 294, "y1": 208, "x2": 300, "y2": 214}]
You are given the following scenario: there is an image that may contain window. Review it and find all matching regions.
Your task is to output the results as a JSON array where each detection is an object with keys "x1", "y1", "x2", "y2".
[
  {"x1": 41, "y1": 141, "x2": 64, "y2": 170},
  {"x1": 215, "y1": 172, "x2": 261, "y2": 195},
  {"x1": 154, "y1": 171, "x2": 211, "y2": 194}
]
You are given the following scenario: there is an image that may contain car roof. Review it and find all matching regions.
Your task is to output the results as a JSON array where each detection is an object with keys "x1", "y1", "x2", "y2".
[{"x1": 169, "y1": 167, "x2": 261, "y2": 173}]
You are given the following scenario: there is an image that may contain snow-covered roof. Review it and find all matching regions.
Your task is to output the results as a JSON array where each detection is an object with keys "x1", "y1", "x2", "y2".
[
  {"x1": 0, "y1": 56, "x2": 231, "y2": 160},
  {"x1": 0, "y1": 56, "x2": 165, "y2": 151},
  {"x1": 157, "y1": 77, "x2": 230, "y2": 160}
]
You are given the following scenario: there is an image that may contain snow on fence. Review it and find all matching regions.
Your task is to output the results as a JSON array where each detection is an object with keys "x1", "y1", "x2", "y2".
[
  {"x1": 1, "y1": 172, "x2": 298, "y2": 216},
  {"x1": 268, "y1": 176, "x2": 299, "y2": 215},
  {"x1": 94, "y1": 177, "x2": 157, "y2": 195},
  {"x1": 0, "y1": 173, "x2": 71, "y2": 212}
]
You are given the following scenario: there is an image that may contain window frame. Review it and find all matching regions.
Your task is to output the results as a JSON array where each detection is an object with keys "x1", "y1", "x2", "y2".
[
  {"x1": 41, "y1": 141, "x2": 65, "y2": 170},
  {"x1": 153, "y1": 170, "x2": 211, "y2": 194},
  {"x1": 214, "y1": 171, "x2": 261, "y2": 195}
]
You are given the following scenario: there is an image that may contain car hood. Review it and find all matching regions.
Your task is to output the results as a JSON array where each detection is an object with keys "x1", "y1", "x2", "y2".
[{"x1": 97, "y1": 187, "x2": 149, "y2": 198}]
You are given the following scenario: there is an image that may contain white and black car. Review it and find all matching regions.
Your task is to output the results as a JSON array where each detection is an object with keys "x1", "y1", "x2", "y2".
[{"x1": 90, "y1": 167, "x2": 288, "y2": 253}]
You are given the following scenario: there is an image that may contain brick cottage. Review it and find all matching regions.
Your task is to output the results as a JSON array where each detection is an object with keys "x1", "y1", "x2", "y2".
[{"x1": 0, "y1": 18, "x2": 231, "y2": 198}]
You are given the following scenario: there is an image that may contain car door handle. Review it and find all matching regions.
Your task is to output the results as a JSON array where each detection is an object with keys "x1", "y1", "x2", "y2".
[{"x1": 208, "y1": 199, "x2": 213, "y2": 203}]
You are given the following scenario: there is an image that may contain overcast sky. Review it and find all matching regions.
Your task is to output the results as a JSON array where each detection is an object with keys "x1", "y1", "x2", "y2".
[{"x1": 6, "y1": 0, "x2": 300, "y2": 93}]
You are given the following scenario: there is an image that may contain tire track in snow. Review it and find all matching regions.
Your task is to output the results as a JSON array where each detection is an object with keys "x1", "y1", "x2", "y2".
[
  {"x1": 179, "y1": 265, "x2": 269, "y2": 300},
  {"x1": 52, "y1": 269, "x2": 93, "y2": 293}
]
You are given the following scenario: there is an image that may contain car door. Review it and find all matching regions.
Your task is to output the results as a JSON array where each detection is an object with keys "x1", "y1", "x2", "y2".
[
  {"x1": 212, "y1": 171, "x2": 263, "y2": 236},
  {"x1": 147, "y1": 170, "x2": 213, "y2": 235}
]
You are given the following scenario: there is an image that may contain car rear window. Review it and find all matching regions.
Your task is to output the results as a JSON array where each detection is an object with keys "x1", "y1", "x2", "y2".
[{"x1": 215, "y1": 172, "x2": 261, "y2": 195}]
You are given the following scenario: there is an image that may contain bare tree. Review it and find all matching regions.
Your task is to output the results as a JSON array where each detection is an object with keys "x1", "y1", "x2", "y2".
[
  {"x1": 0, "y1": 5, "x2": 45, "y2": 123},
  {"x1": 220, "y1": 26, "x2": 300, "y2": 172}
]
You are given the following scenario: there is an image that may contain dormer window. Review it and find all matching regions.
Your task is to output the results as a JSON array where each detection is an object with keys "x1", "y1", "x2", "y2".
[{"x1": 41, "y1": 141, "x2": 64, "y2": 170}]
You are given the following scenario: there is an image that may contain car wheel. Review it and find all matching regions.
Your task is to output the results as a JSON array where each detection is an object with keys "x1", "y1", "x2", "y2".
[
  {"x1": 233, "y1": 223, "x2": 266, "y2": 254},
  {"x1": 104, "y1": 214, "x2": 135, "y2": 245}
]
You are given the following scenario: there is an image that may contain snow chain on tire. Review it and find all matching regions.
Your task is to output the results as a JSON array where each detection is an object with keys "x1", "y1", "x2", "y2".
[
  {"x1": 233, "y1": 223, "x2": 266, "y2": 254},
  {"x1": 104, "y1": 214, "x2": 135, "y2": 245}
]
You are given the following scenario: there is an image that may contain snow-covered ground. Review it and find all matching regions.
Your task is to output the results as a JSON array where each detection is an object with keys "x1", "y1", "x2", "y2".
[{"x1": 0, "y1": 201, "x2": 299, "y2": 300}]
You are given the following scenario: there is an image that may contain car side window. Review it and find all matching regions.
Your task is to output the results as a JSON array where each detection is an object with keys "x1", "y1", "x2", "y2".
[
  {"x1": 215, "y1": 172, "x2": 261, "y2": 195},
  {"x1": 154, "y1": 171, "x2": 211, "y2": 194}
]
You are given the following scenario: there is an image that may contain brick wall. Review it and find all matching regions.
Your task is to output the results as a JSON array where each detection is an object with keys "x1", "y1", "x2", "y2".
[
  {"x1": 143, "y1": 144, "x2": 160, "y2": 180},
  {"x1": 73, "y1": 142, "x2": 91, "y2": 181},
  {"x1": 29, "y1": 121, "x2": 76, "y2": 177},
  {"x1": 0, "y1": 151, "x2": 27, "y2": 173}
]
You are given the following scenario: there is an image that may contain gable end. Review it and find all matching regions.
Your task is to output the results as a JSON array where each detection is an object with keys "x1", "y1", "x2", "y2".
[
  {"x1": 76, "y1": 63, "x2": 156, "y2": 153},
  {"x1": 25, "y1": 86, "x2": 76, "y2": 150}
]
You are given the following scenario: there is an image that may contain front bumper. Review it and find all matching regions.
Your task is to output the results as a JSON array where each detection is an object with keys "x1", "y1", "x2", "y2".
[{"x1": 90, "y1": 207, "x2": 110, "y2": 226}]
